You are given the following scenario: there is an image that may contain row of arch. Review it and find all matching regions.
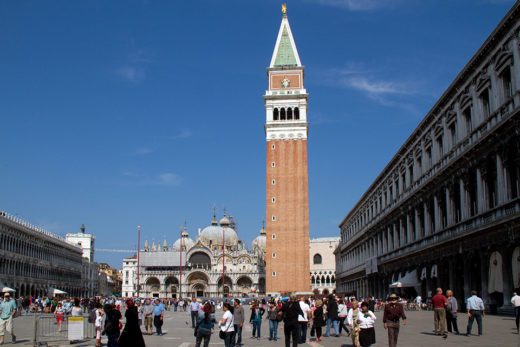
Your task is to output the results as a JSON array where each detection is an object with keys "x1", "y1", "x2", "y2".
[
  {"x1": 273, "y1": 107, "x2": 300, "y2": 121},
  {"x1": 1, "y1": 259, "x2": 81, "y2": 281},
  {"x1": 3, "y1": 282, "x2": 83, "y2": 298},
  {"x1": 311, "y1": 274, "x2": 336, "y2": 286}
]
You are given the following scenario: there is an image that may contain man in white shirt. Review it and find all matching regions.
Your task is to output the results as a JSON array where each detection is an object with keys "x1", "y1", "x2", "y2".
[
  {"x1": 190, "y1": 298, "x2": 201, "y2": 328},
  {"x1": 298, "y1": 297, "x2": 311, "y2": 344},
  {"x1": 465, "y1": 291, "x2": 485, "y2": 336},
  {"x1": 511, "y1": 292, "x2": 520, "y2": 333}
]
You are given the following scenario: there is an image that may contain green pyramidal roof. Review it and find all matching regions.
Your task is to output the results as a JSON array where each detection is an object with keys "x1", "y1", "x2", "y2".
[{"x1": 273, "y1": 25, "x2": 298, "y2": 67}]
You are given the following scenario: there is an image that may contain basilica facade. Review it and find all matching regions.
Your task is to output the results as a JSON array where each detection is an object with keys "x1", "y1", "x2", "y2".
[{"x1": 122, "y1": 213, "x2": 266, "y2": 298}]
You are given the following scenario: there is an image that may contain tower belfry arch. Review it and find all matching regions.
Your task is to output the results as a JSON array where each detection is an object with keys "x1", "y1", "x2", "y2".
[{"x1": 264, "y1": 4, "x2": 310, "y2": 293}]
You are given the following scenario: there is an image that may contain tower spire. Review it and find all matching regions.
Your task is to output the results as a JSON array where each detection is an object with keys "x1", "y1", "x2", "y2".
[{"x1": 270, "y1": 6, "x2": 301, "y2": 68}]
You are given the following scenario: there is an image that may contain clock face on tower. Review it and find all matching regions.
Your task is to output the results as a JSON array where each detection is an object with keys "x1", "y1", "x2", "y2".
[{"x1": 281, "y1": 77, "x2": 290, "y2": 88}]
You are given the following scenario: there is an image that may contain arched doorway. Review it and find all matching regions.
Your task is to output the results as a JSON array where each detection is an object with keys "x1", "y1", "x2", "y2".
[
  {"x1": 164, "y1": 276, "x2": 179, "y2": 298},
  {"x1": 145, "y1": 277, "x2": 161, "y2": 297},
  {"x1": 217, "y1": 276, "x2": 233, "y2": 297},
  {"x1": 236, "y1": 276, "x2": 253, "y2": 295},
  {"x1": 187, "y1": 272, "x2": 209, "y2": 298}
]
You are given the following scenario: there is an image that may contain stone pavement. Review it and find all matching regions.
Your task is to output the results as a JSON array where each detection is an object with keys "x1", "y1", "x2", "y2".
[{"x1": 4, "y1": 308, "x2": 519, "y2": 346}]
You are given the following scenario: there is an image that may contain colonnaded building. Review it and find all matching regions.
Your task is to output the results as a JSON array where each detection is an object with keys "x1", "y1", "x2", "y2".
[
  {"x1": 122, "y1": 213, "x2": 267, "y2": 298},
  {"x1": 0, "y1": 211, "x2": 83, "y2": 297},
  {"x1": 336, "y1": 2, "x2": 520, "y2": 312}
]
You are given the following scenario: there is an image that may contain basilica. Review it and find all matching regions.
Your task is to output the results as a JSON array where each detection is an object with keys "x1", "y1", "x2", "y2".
[{"x1": 121, "y1": 212, "x2": 266, "y2": 298}]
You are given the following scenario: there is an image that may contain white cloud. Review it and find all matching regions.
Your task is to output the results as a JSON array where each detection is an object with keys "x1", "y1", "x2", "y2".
[
  {"x1": 306, "y1": 0, "x2": 396, "y2": 11},
  {"x1": 157, "y1": 173, "x2": 182, "y2": 186},
  {"x1": 122, "y1": 171, "x2": 182, "y2": 187},
  {"x1": 133, "y1": 147, "x2": 153, "y2": 155},
  {"x1": 114, "y1": 66, "x2": 146, "y2": 82},
  {"x1": 342, "y1": 76, "x2": 414, "y2": 95},
  {"x1": 171, "y1": 129, "x2": 193, "y2": 139}
]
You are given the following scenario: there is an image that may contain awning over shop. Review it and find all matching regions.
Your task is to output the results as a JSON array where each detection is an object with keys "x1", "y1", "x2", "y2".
[
  {"x1": 389, "y1": 270, "x2": 420, "y2": 288},
  {"x1": 53, "y1": 288, "x2": 67, "y2": 295}
]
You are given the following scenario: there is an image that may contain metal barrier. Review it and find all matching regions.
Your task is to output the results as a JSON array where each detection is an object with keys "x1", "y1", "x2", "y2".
[{"x1": 32, "y1": 314, "x2": 95, "y2": 346}]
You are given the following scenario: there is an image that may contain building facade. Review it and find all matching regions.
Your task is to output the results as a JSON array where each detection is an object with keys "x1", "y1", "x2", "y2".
[
  {"x1": 336, "y1": 3, "x2": 520, "y2": 311},
  {"x1": 0, "y1": 211, "x2": 83, "y2": 297},
  {"x1": 66, "y1": 226, "x2": 100, "y2": 297},
  {"x1": 264, "y1": 5, "x2": 311, "y2": 294},
  {"x1": 122, "y1": 213, "x2": 266, "y2": 298},
  {"x1": 310, "y1": 237, "x2": 340, "y2": 294}
]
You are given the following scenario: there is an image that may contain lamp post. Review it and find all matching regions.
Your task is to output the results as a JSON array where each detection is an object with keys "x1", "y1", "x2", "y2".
[
  {"x1": 179, "y1": 225, "x2": 183, "y2": 300},
  {"x1": 221, "y1": 227, "x2": 225, "y2": 298},
  {"x1": 137, "y1": 225, "x2": 141, "y2": 297}
]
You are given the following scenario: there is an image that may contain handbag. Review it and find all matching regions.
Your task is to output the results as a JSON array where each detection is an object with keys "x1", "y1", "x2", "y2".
[{"x1": 219, "y1": 318, "x2": 232, "y2": 339}]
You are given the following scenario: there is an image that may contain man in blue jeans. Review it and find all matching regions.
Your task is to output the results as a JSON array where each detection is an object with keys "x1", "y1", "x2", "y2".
[
  {"x1": 189, "y1": 298, "x2": 201, "y2": 328},
  {"x1": 325, "y1": 294, "x2": 339, "y2": 337},
  {"x1": 465, "y1": 291, "x2": 484, "y2": 336}
]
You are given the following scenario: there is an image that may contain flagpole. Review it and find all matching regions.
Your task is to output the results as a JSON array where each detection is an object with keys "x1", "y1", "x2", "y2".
[{"x1": 137, "y1": 225, "x2": 141, "y2": 297}]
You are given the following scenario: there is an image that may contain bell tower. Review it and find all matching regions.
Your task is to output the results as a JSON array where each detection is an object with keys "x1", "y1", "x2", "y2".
[{"x1": 264, "y1": 4, "x2": 310, "y2": 294}]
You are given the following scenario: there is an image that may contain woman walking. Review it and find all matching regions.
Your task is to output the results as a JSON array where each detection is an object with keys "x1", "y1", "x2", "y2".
[
  {"x1": 312, "y1": 300, "x2": 326, "y2": 342},
  {"x1": 356, "y1": 302, "x2": 376, "y2": 347},
  {"x1": 267, "y1": 300, "x2": 281, "y2": 341},
  {"x1": 347, "y1": 300, "x2": 361, "y2": 347},
  {"x1": 219, "y1": 303, "x2": 235, "y2": 347},
  {"x1": 54, "y1": 302, "x2": 65, "y2": 332},
  {"x1": 118, "y1": 299, "x2": 145, "y2": 347},
  {"x1": 94, "y1": 303, "x2": 104, "y2": 347},
  {"x1": 249, "y1": 302, "x2": 265, "y2": 339}
]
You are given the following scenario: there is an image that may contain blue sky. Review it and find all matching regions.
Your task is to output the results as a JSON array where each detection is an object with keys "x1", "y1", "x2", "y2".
[{"x1": 0, "y1": 0, "x2": 515, "y2": 268}]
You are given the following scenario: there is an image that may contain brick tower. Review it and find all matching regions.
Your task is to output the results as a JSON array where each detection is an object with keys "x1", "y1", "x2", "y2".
[{"x1": 264, "y1": 4, "x2": 310, "y2": 294}]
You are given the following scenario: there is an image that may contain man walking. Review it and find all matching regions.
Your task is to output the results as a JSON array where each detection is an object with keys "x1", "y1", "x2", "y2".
[
  {"x1": 233, "y1": 299, "x2": 245, "y2": 346},
  {"x1": 465, "y1": 290, "x2": 484, "y2": 336},
  {"x1": 0, "y1": 293, "x2": 17, "y2": 345},
  {"x1": 190, "y1": 297, "x2": 201, "y2": 328},
  {"x1": 512, "y1": 292, "x2": 520, "y2": 334},
  {"x1": 383, "y1": 293, "x2": 406, "y2": 347},
  {"x1": 142, "y1": 298, "x2": 154, "y2": 335},
  {"x1": 153, "y1": 298, "x2": 165, "y2": 336},
  {"x1": 281, "y1": 295, "x2": 303, "y2": 347},
  {"x1": 431, "y1": 288, "x2": 447, "y2": 337},
  {"x1": 445, "y1": 290, "x2": 459, "y2": 334},
  {"x1": 298, "y1": 296, "x2": 311, "y2": 343}
]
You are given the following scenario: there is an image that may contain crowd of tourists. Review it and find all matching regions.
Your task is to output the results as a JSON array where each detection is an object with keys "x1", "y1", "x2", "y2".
[{"x1": 0, "y1": 289, "x2": 519, "y2": 346}]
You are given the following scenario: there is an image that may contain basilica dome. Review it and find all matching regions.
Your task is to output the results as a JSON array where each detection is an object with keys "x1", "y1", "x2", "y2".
[
  {"x1": 252, "y1": 225, "x2": 266, "y2": 254},
  {"x1": 173, "y1": 230, "x2": 195, "y2": 251},
  {"x1": 200, "y1": 214, "x2": 238, "y2": 247}
]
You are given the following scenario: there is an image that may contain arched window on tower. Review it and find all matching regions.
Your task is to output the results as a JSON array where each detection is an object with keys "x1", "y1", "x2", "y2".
[
  {"x1": 313, "y1": 253, "x2": 322, "y2": 265},
  {"x1": 287, "y1": 108, "x2": 293, "y2": 120},
  {"x1": 294, "y1": 107, "x2": 300, "y2": 120},
  {"x1": 273, "y1": 108, "x2": 279, "y2": 121},
  {"x1": 280, "y1": 108, "x2": 286, "y2": 120}
]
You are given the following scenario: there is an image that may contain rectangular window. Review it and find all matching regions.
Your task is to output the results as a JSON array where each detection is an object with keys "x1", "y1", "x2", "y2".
[
  {"x1": 271, "y1": 179, "x2": 276, "y2": 185},
  {"x1": 436, "y1": 135, "x2": 444, "y2": 159},
  {"x1": 272, "y1": 271, "x2": 276, "y2": 277},
  {"x1": 426, "y1": 147, "x2": 432, "y2": 168},
  {"x1": 271, "y1": 234, "x2": 276, "y2": 240},
  {"x1": 272, "y1": 215, "x2": 276, "y2": 221},
  {"x1": 271, "y1": 197, "x2": 276, "y2": 203},
  {"x1": 271, "y1": 162, "x2": 276, "y2": 167},
  {"x1": 463, "y1": 107, "x2": 472, "y2": 135},
  {"x1": 480, "y1": 89, "x2": 491, "y2": 118},
  {"x1": 271, "y1": 144, "x2": 276, "y2": 150},
  {"x1": 501, "y1": 66, "x2": 513, "y2": 100},
  {"x1": 408, "y1": 165, "x2": 414, "y2": 185},
  {"x1": 449, "y1": 122, "x2": 457, "y2": 148},
  {"x1": 272, "y1": 253, "x2": 276, "y2": 258}
]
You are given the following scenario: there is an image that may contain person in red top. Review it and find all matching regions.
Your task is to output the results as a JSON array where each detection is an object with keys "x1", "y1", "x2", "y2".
[{"x1": 431, "y1": 288, "x2": 448, "y2": 337}]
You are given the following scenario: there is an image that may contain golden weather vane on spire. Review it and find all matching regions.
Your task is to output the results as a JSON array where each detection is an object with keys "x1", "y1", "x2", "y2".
[{"x1": 282, "y1": 3, "x2": 287, "y2": 16}]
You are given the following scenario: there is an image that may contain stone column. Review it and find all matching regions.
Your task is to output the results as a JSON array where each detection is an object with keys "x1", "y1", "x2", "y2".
[
  {"x1": 393, "y1": 223, "x2": 399, "y2": 250},
  {"x1": 407, "y1": 213, "x2": 413, "y2": 243},
  {"x1": 480, "y1": 252, "x2": 490, "y2": 306},
  {"x1": 501, "y1": 248, "x2": 513, "y2": 307},
  {"x1": 446, "y1": 186, "x2": 453, "y2": 226},
  {"x1": 476, "y1": 168, "x2": 485, "y2": 214},
  {"x1": 460, "y1": 178, "x2": 468, "y2": 220},
  {"x1": 496, "y1": 153, "x2": 506, "y2": 205},
  {"x1": 399, "y1": 219, "x2": 405, "y2": 247},
  {"x1": 415, "y1": 207, "x2": 421, "y2": 239},
  {"x1": 424, "y1": 202, "x2": 431, "y2": 236},
  {"x1": 433, "y1": 195, "x2": 440, "y2": 232}
]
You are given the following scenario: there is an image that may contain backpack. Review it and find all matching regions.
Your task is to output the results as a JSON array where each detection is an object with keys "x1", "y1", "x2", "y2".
[{"x1": 88, "y1": 309, "x2": 96, "y2": 323}]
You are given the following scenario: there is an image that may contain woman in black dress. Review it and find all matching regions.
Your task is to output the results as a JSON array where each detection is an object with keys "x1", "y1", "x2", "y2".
[{"x1": 118, "y1": 299, "x2": 146, "y2": 347}]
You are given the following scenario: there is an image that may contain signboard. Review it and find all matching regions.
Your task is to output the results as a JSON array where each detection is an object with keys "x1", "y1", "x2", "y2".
[{"x1": 68, "y1": 316, "x2": 84, "y2": 340}]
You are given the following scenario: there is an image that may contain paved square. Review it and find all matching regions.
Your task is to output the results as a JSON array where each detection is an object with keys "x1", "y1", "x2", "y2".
[{"x1": 7, "y1": 307, "x2": 519, "y2": 346}]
